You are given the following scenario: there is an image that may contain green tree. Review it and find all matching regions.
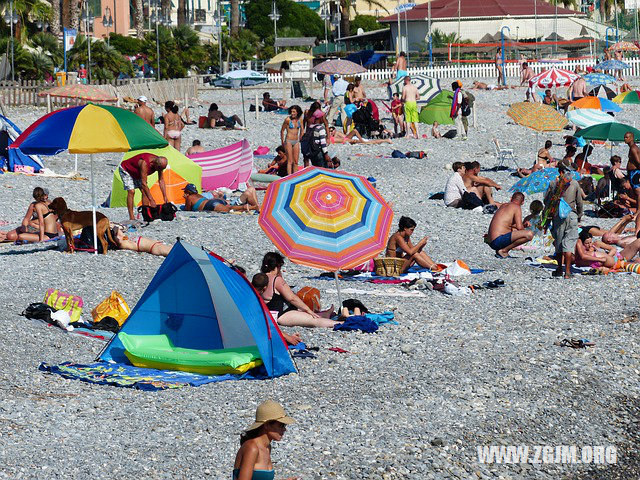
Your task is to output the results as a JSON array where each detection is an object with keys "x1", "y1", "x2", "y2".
[
  {"x1": 245, "y1": 0, "x2": 323, "y2": 42},
  {"x1": 29, "y1": 32, "x2": 63, "y2": 67},
  {"x1": 222, "y1": 28, "x2": 260, "y2": 62},
  {"x1": 339, "y1": 0, "x2": 388, "y2": 38},
  {"x1": 350, "y1": 14, "x2": 384, "y2": 33},
  {"x1": 68, "y1": 35, "x2": 133, "y2": 81},
  {"x1": 108, "y1": 33, "x2": 145, "y2": 56}
]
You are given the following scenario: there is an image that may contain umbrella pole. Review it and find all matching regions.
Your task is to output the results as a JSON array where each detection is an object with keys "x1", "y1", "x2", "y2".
[
  {"x1": 90, "y1": 154, "x2": 98, "y2": 255},
  {"x1": 241, "y1": 84, "x2": 246, "y2": 128},
  {"x1": 334, "y1": 271, "x2": 343, "y2": 310},
  {"x1": 74, "y1": 154, "x2": 78, "y2": 173}
]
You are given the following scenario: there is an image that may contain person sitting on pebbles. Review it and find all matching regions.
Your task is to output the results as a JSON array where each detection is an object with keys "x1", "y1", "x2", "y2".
[
  {"x1": 182, "y1": 183, "x2": 259, "y2": 213},
  {"x1": 487, "y1": 192, "x2": 534, "y2": 258},
  {"x1": 385, "y1": 216, "x2": 437, "y2": 272}
]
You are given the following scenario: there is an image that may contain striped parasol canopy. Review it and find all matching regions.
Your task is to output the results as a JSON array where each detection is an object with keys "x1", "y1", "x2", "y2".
[
  {"x1": 390, "y1": 74, "x2": 441, "y2": 103},
  {"x1": 258, "y1": 167, "x2": 393, "y2": 272},
  {"x1": 567, "y1": 109, "x2": 617, "y2": 128},
  {"x1": 37, "y1": 84, "x2": 117, "y2": 102},
  {"x1": 613, "y1": 90, "x2": 640, "y2": 104},
  {"x1": 588, "y1": 85, "x2": 616, "y2": 100},
  {"x1": 506, "y1": 102, "x2": 568, "y2": 132},
  {"x1": 313, "y1": 59, "x2": 367, "y2": 75},
  {"x1": 595, "y1": 59, "x2": 631, "y2": 71},
  {"x1": 569, "y1": 96, "x2": 621, "y2": 113},
  {"x1": 583, "y1": 73, "x2": 616, "y2": 87},
  {"x1": 528, "y1": 67, "x2": 579, "y2": 88},
  {"x1": 607, "y1": 41, "x2": 639, "y2": 51}
]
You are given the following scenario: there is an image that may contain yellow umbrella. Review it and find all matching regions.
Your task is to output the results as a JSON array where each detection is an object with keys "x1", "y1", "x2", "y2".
[
  {"x1": 506, "y1": 102, "x2": 568, "y2": 132},
  {"x1": 266, "y1": 50, "x2": 314, "y2": 68}
]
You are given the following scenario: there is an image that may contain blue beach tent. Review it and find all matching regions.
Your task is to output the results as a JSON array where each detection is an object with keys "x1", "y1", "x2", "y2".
[
  {"x1": 99, "y1": 241, "x2": 296, "y2": 379},
  {"x1": 0, "y1": 115, "x2": 45, "y2": 172}
]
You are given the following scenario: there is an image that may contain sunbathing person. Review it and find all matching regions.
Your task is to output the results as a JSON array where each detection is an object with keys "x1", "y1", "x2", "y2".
[
  {"x1": 0, "y1": 187, "x2": 60, "y2": 243},
  {"x1": 259, "y1": 146, "x2": 288, "y2": 177},
  {"x1": 487, "y1": 192, "x2": 534, "y2": 258},
  {"x1": 463, "y1": 161, "x2": 502, "y2": 207},
  {"x1": 574, "y1": 230, "x2": 618, "y2": 270},
  {"x1": 542, "y1": 89, "x2": 559, "y2": 106},
  {"x1": 471, "y1": 81, "x2": 508, "y2": 91},
  {"x1": 255, "y1": 253, "x2": 341, "y2": 328},
  {"x1": 615, "y1": 178, "x2": 637, "y2": 212},
  {"x1": 328, "y1": 126, "x2": 392, "y2": 145},
  {"x1": 111, "y1": 224, "x2": 173, "y2": 257},
  {"x1": 385, "y1": 216, "x2": 436, "y2": 272},
  {"x1": 602, "y1": 214, "x2": 640, "y2": 248},
  {"x1": 262, "y1": 92, "x2": 286, "y2": 112},
  {"x1": 517, "y1": 140, "x2": 557, "y2": 177},
  {"x1": 327, "y1": 156, "x2": 341, "y2": 169},
  {"x1": 183, "y1": 183, "x2": 259, "y2": 212},
  {"x1": 207, "y1": 103, "x2": 243, "y2": 129}
]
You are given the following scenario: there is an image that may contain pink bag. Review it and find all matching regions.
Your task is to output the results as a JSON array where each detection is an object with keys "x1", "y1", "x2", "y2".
[
  {"x1": 14, "y1": 165, "x2": 35, "y2": 174},
  {"x1": 44, "y1": 289, "x2": 84, "y2": 323},
  {"x1": 253, "y1": 146, "x2": 269, "y2": 155}
]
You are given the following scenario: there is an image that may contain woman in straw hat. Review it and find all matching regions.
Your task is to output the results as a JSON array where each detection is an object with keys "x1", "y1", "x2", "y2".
[{"x1": 233, "y1": 400, "x2": 298, "y2": 480}]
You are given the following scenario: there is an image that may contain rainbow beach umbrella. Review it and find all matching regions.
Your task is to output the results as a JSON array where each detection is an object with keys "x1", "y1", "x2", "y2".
[
  {"x1": 11, "y1": 104, "x2": 168, "y2": 252},
  {"x1": 569, "y1": 96, "x2": 621, "y2": 113},
  {"x1": 259, "y1": 167, "x2": 393, "y2": 304}
]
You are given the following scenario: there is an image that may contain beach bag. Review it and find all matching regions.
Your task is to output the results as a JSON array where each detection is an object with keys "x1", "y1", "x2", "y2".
[
  {"x1": 44, "y1": 289, "x2": 83, "y2": 323},
  {"x1": 442, "y1": 129, "x2": 457, "y2": 139},
  {"x1": 406, "y1": 151, "x2": 426, "y2": 159},
  {"x1": 92, "y1": 291, "x2": 131, "y2": 326},
  {"x1": 461, "y1": 95, "x2": 471, "y2": 117},
  {"x1": 160, "y1": 202, "x2": 177, "y2": 221},
  {"x1": 198, "y1": 116, "x2": 208, "y2": 128},
  {"x1": 296, "y1": 287, "x2": 321, "y2": 312},
  {"x1": 558, "y1": 198, "x2": 572, "y2": 219},
  {"x1": 374, "y1": 257, "x2": 405, "y2": 277},
  {"x1": 138, "y1": 205, "x2": 160, "y2": 222},
  {"x1": 21, "y1": 302, "x2": 56, "y2": 322}
]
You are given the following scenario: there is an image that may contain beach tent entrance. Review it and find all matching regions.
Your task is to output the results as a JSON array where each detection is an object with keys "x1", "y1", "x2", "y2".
[
  {"x1": 187, "y1": 139, "x2": 253, "y2": 191},
  {"x1": 0, "y1": 115, "x2": 45, "y2": 172},
  {"x1": 109, "y1": 145, "x2": 202, "y2": 206},
  {"x1": 99, "y1": 241, "x2": 296, "y2": 379}
]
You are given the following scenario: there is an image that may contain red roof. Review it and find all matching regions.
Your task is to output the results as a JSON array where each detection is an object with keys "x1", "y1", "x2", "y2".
[{"x1": 379, "y1": 0, "x2": 585, "y2": 23}]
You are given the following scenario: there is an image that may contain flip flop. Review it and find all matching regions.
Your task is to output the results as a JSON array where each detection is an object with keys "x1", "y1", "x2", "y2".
[{"x1": 494, "y1": 253, "x2": 513, "y2": 259}]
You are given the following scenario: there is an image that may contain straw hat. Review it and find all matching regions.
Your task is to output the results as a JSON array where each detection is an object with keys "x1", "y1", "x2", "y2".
[{"x1": 245, "y1": 400, "x2": 295, "y2": 432}]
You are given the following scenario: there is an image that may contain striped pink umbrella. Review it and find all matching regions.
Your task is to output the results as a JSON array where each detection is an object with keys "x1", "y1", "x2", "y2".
[{"x1": 528, "y1": 67, "x2": 579, "y2": 88}]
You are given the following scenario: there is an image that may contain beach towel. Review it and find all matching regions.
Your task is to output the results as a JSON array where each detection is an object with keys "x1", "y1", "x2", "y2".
[
  {"x1": 39, "y1": 361, "x2": 268, "y2": 391},
  {"x1": 333, "y1": 316, "x2": 378, "y2": 333}
]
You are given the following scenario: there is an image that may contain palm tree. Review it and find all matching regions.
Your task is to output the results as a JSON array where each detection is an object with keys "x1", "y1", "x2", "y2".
[
  {"x1": 177, "y1": 0, "x2": 186, "y2": 25},
  {"x1": 339, "y1": 0, "x2": 387, "y2": 39},
  {"x1": 51, "y1": 0, "x2": 61, "y2": 35},
  {"x1": 230, "y1": 0, "x2": 239, "y2": 35},
  {"x1": 133, "y1": 0, "x2": 144, "y2": 38},
  {"x1": 69, "y1": 0, "x2": 80, "y2": 29}
]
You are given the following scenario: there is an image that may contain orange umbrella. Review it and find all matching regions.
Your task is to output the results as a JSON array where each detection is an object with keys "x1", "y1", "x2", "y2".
[
  {"x1": 38, "y1": 84, "x2": 117, "y2": 102},
  {"x1": 569, "y1": 96, "x2": 621, "y2": 113}
]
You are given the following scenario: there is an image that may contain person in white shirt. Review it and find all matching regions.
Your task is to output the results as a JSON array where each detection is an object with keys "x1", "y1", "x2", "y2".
[
  {"x1": 327, "y1": 73, "x2": 349, "y2": 126},
  {"x1": 444, "y1": 162, "x2": 467, "y2": 207}
]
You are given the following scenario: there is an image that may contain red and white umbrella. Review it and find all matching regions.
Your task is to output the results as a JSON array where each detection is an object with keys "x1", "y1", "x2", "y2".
[{"x1": 529, "y1": 67, "x2": 579, "y2": 89}]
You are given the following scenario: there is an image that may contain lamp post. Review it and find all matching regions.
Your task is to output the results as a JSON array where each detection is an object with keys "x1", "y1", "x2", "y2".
[
  {"x1": 332, "y1": 12, "x2": 341, "y2": 51},
  {"x1": 80, "y1": 1, "x2": 94, "y2": 84},
  {"x1": 268, "y1": 1, "x2": 280, "y2": 54},
  {"x1": 320, "y1": 3, "x2": 329, "y2": 55},
  {"x1": 3, "y1": 0, "x2": 18, "y2": 82},
  {"x1": 213, "y1": 7, "x2": 223, "y2": 72},
  {"x1": 102, "y1": 6, "x2": 113, "y2": 46},
  {"x1": 501, "y1": 26, "x2": 510, "y2": 87}
]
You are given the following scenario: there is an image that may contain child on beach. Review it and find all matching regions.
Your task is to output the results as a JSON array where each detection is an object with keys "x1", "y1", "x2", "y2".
[
  {"x1": 280, "y1": 105, "x2": 303, "y2": 175},
  {"x1": 385, "y1": 216, "x2": 437, "y2": 272},
  {"x1": 391, "y1": 93, "x2": 405, "y2": 137},
  {"x1": 431, "y1": 121, "x2": 441, "y2": 139}
]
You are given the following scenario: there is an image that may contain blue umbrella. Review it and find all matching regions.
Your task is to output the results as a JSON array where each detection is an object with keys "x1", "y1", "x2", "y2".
[
  {"x1": 595, "y1": 60, "x2": 631, "y2": 70},
  {"x1": 583, "y1": 73, "x2": 616, "y2": 86},
  {"x1": 509, "y1": 168, "x2": 582, "y2": 194}
]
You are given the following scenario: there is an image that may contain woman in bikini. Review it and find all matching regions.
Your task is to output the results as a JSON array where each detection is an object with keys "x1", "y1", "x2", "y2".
[
  {"x1": 328, "y1": 126, "x2": 392, "y2": 145},
  {"x1": 111, "y1": 224, "x2": 173, "y2": 257},
  {"x1": 385, "y1": 216, "x2": 436, "y2": 272},
  {"x1": 258, "y1": 252, "x2": 341, "y2": 328},
  {"x1": 574, "y1": 230, "x2": 619, "y2": 272},
  {"x1": 0, "y1": 187, "x2": 60, "y2": 243},
  {"x1": 517, "y1": 140, "x2": 556, "y2": 177},
  {"x1": 280, "y1": 105, "x2": 303, "y2": 175},
  {"x1": 163, "y1": 103, "x2": 184, "y2": 151},
  {"x1": 183, "y1": 184, "x2": 259, "y2": 213}
]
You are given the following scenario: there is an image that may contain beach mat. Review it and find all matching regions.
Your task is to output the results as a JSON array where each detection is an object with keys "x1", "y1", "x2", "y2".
[
  {"x1": 39, "y1": 361, "x2": 264, "y2": 391},
  {"x1": 314, "y1": 264, "x2": 485, "y2": 284}
]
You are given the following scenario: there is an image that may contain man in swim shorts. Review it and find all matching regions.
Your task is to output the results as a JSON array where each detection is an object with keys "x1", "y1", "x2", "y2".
[
  {"x1": 624, "y1": 131, "x2": 640, "y2": 235},
  {"x1": 119, "y1": 153, "x2": 168, "y2": 220},
  {"x1": 401, "y1": 76, "x2": 420, "y2": 139},
  {"x1": 393, "y1": 51, "x2": 407, "y2": 80},
  {"x1": 487, "y1": 192, "x2": 533, "y2": 258}
]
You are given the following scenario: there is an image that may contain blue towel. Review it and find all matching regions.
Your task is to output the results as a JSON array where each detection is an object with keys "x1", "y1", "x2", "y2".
[
  {"x1": 333, "y1": 315, "x2": 378, "y2": 333},
  {"x1": 365, "y1": 311, "x2": 398, "y2": 326}
]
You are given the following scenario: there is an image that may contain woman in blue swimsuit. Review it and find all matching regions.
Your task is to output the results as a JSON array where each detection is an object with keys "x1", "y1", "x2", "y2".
[
  {"x1": 182, "y1": 184, "x2": 259, "y2": 213},
  {"x1": 233, "y1": 400, "x2": 297, "y2": 480},
  {"x1": 280, "y1": 105, "x2": 303, "y2": 175}
]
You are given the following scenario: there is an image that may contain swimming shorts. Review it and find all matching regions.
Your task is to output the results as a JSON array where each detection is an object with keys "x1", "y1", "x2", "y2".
[
  {"x1": 489, "y1": 232, "x2": 512, "y2": 251},
  {"x1": 202, "y1": 199, "x2": 226, "y2": 211},
  {"x1": 404, "y1": 101, "x2": 418, "y2": 123},
  {"x1": 629, "y1": 170, "x2": 640, "y2": 189},
  {"x1": 396, "y1": 70, "x2": 407, "y2": 80},
  {"x1": 118, "y1": 166, "x2": 143, "y2": 191}
]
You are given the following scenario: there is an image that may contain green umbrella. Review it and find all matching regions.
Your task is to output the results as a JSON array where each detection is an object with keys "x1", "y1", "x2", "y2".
[
  {"x1": 576, "y1": 122, "x2": 640, "y2": 142},
  {"x1": 418, "y1": 90, "x2": 455, "y2": 126}
]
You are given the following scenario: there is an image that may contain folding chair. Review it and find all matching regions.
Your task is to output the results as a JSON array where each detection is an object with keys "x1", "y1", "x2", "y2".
[{"x1": 493, "y1": 138, "x2": 519, "y2": 169}]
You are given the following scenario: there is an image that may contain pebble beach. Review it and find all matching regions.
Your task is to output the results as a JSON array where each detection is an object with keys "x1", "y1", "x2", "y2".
[{"x1": 0, "y1": 82, "x2": 638, "y2": 479}]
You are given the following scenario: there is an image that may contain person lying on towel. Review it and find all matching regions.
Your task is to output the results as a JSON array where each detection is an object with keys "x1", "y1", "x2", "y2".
[{"x1": 182, "y1": 184, "x2": 260, "y2": 213}]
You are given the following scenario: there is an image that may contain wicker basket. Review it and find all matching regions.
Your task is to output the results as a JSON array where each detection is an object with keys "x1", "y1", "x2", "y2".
[{"x1": 374, "y1": 257, "x2": 405, "y2": 277}]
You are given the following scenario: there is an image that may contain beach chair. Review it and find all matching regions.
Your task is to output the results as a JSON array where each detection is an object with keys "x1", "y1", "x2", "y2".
[{"x1": 493, "y1": 138, "x2": 519, "y2": 169}]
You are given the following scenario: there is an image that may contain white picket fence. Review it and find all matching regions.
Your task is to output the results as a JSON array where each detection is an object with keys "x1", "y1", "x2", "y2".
[{"x1": 263, "y1": 57, "x2": 640, "y2": 83}]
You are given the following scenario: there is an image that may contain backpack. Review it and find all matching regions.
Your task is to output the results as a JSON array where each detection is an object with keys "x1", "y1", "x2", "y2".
[
  {"x1": 160, "y1": 202, "x2": 178, "y2": 221},
  {"x1": 78, "y1": 226, "x2": 118, "y2": 253},
  {"x1": 21, "y1": 302, "x2": 57, "y2": 322},
  {"x1": 461, "y1": 95, "x2": 471, "y2": 117},
  {"x1": 138, "y1": 205, "x2": 160, "y2": 222}
]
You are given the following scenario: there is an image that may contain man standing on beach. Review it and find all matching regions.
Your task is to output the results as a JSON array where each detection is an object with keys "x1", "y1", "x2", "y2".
[
  {"x1": 134, "y1": 96, "x2": 155, "y2": 126},
  {"x1": 119, "y1": 153, "x2": 168, "y2": 220},
  {"x1": 487, "y1": 192, "x2": 533, "y2": 258},
  {"x1": 520, "y1": 63, "x2": 536, "y2": 101},
  {"x1": 401, "y1": 76, "x2": 420, "y2": 139},
  {"x1": 450, "y1": 81, "x2": 466, "y2": 141},
  {"x1": 624, "y1": 132, "x2": 640, "y2": 235},
  {"x1": 495, "y1": 49, "x2": 504, "y2": 85},
  {"x1": 327, "y1": 73, "x2": 348, "y2": 127},
  {"x1": 393, "y1": 51, "x2": 407, "y2": 81}
]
